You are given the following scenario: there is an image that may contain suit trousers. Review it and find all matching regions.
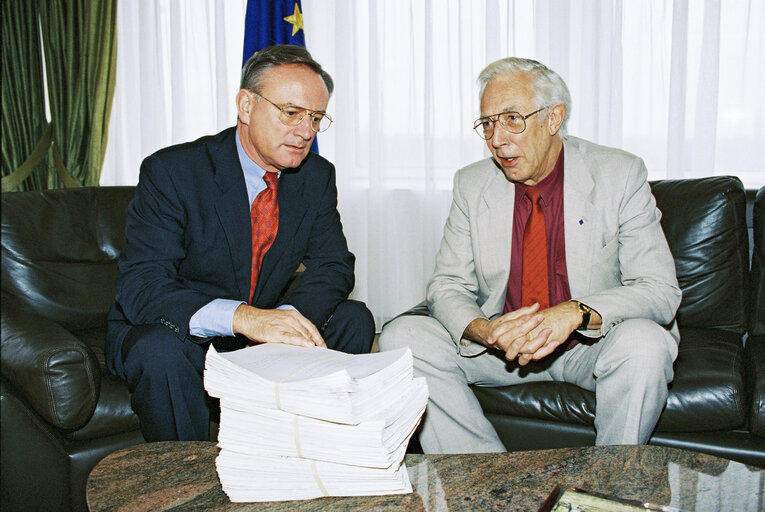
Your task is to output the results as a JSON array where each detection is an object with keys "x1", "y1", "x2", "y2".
[
  {"x1": 121, "y1": 299, "x2": 375, "y2": 442},
  {"x1": 379, "y1": 314, "x2": 677, "y2": 453}
]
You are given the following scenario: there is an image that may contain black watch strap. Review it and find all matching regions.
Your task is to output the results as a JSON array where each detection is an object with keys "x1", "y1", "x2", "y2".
[{"x1": 572, "y1": 300, "x2": 592, "y2": 330}]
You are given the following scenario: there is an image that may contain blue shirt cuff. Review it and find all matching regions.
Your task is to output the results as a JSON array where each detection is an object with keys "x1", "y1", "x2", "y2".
[
  {"x1": 189, "y1": 299, "x2": 242, "y2": 338},
  {"x1": 189, "y1": 301, "x2": 299, "y2": 339}
]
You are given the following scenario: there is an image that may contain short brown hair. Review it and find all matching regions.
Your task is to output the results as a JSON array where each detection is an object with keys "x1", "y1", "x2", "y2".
[{"x1": 240, "y1": 44, "x2": 334, "y2": 96}]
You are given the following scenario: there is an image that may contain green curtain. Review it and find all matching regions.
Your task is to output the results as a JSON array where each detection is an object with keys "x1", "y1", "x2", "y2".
[
  {"x1": 1, "y1": 0, "x2": 117, "y2": 192},
  {"x1": 39, "y1": 0, "x2": 117, "y2": 188},
  {"x1": 1, "y1": 0, "x2": 49, "y2": 191}
]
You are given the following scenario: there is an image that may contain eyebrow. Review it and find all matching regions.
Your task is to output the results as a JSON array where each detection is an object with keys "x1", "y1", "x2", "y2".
[
  {"x1": 479, "y1": 106, "x2": 521, "y2": 119},
  {"x1": 283, "y1": 103, "x2": 327, "y2": 115}
]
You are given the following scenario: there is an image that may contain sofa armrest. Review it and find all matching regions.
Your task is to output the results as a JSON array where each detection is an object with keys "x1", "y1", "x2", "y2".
[
  {"x1": 746, "y1": 335, "x2": 765, "y2": 438},
  {"x1": 0, "y1": 292, "x2": 101, "y2": 430}
]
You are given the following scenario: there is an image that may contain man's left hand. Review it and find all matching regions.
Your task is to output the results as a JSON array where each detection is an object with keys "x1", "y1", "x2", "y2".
[{"x1": 514, "y1": 301, "x2": 581, "y2": 365}]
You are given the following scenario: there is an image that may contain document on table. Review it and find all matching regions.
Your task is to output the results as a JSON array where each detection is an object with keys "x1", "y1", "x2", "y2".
[
  {"x1": 205, "y1": 343, "x2": 415, "y2": 424},
  {"x1": 203, "y1": 343, "x2": 429, "y2": 502}
]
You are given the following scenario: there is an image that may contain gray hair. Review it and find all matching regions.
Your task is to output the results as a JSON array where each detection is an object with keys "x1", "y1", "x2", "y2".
[
  {"x1": 240, "y1": 44, "x2": 334, "y2": 97},
  {"x1": 477, "y1": 57, "x2": 571, "y2": 135}
]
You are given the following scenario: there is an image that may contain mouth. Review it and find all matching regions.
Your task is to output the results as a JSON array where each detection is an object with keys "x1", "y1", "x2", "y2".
[{"x1": 496, "y1": 156, "x2": 520, "y2": 166}]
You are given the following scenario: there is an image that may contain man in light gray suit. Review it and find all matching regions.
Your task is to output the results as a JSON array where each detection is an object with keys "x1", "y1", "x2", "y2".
[{"x1": 379, "y1": 57, "x2": 681, "y2": 453}]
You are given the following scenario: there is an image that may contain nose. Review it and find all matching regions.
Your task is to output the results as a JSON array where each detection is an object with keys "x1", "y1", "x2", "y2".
[
  {"x1": 294, "y1": 114, "x2": 314, "y2": 140},
  {"x1": 489, "y1": 123, "x2": 511, "y2": 148}
]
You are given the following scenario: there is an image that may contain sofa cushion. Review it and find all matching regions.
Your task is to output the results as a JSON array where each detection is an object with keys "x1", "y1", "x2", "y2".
[
  {"x1": 66, "y1": 372, "x2": 140, "y2": 441},
  {"x1": 657, "y1": 327, "x2": 746, "y2": 432},
  {"x1": 473, "y1": 381, "x2": 595, "y2": 426},
  {"x1": 746, "y1": 335, "x2": 765, "y2": 438},
  {"x1": 1, "y1": 187, "x2": 134, "y2": 331},
  {"x1": 650, "y1": 177, "x2": 749, "y2": 333},
  {"x1": 1, "y1": 292, "x2": 100, "y2": 430}
]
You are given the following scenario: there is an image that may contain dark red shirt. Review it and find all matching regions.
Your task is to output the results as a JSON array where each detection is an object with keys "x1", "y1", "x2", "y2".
[{"x1": 504, "y1": 148, "x2": 571, "y2": 314}]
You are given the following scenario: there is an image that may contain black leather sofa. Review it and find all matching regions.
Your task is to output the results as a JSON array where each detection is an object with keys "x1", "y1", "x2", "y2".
[
  {"x1": 1, "y1": 187, "x2": 144, "y2": 512},
  {"x1": 1, "y1": 179, "x2": 763, "y2": 512},
  {"x1": 397, "y1": 176, "x2": 765, "y2": 468},
  {"x1": 0, "y1": 185, "x2": 303, "y2": 512}
]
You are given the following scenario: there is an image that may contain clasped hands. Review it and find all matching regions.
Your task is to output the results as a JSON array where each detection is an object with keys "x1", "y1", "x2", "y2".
[
  {"x1": 469, "y1": 301, "x2": 583, "y2": 366},
  {"x1": 232, "y1": 304, "x2": 326, "y2": 348}
]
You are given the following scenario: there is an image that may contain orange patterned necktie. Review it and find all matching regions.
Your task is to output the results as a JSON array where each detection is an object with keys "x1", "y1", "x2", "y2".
[
  {"x1": 521, "y1": 187, "x2": 549, "y2": 309},
  {"x1": 249, "y1": 172, "x2": 279, "y2": 303}
]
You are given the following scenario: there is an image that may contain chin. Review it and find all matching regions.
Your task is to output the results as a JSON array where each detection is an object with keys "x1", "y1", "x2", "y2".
[
  {"x1": 279, "y1": 154, "x2": 309, "y2": 170},
  {"x1": 501, "y1": 168, "x2": 529, "y2": 183}
]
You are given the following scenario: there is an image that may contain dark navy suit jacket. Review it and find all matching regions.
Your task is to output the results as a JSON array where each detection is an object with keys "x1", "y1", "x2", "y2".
[{"x1": 105, "y1": 127, "x2": 355, "y2": 378}]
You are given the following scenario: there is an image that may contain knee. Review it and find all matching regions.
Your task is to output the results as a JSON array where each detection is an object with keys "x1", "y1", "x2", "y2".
[
  {"x1": 597, "y1": 319, "x2": 677, "y2": 381},
  {"x1": 379, "y1": 315, "x2": 433, "y2": 353},
  {"x1": 379, "y1": 316, "x2": 413, "y2": 351},
  {"x1": 340, "y1": 299, "x2": 375, "y2": 341},
  {"x1": 325, "y1": 300, "x2": 375, "y2": 353},
  {"x1": 122, "y1": 326, "x2": 199, "y2": 383},
  {"x1": 380, "y1": 315, "x2": 461, "y2": 377}
]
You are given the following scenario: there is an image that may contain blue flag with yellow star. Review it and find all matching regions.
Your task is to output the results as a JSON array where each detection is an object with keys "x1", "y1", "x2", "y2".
[
  {"x1": 242, "y1": 0, "x2": 319, "y2": 153},
  {"x1": 242, "y1": 0, "x2": 306, "y2": 65}
]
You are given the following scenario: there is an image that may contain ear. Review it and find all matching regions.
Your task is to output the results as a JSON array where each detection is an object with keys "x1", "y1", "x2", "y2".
[
  {"x1": 236, "y1": 89, "x2": 254, "y2": 124},
  {"x1": 547, "y1": 104, "x2": 566, "y2": 135}
]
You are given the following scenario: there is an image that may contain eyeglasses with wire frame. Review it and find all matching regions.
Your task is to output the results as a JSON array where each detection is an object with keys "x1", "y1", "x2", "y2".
[
  {"x1": 256, "y1": 93, "x2": 333, "y2": 133},
  {"x1": 473, "y1": 107, "x2": 548, "y2": 140}
]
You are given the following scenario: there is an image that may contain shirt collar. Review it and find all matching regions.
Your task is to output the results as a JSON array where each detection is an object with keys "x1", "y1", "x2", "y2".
[{"x1": 235, "y1": 130, "x2": 268, "y2": 180}]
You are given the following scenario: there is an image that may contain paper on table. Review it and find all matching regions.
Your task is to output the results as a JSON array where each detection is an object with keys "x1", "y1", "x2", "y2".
[
  {"x1": 204, "y1": 344, "x2": 415, "y2": 424},
  {"x1": 215, "y1": 451, "x2": 413, "y2": 502},
  {"x1": 204, "y1": 342, "x2": 428, "y2": 503},
  {"x1": 216, "y1": 377, "x2": 428, "y2": 468},
  {"x1": 215, "y1": 343, "x2": 411, "y2": 382}
]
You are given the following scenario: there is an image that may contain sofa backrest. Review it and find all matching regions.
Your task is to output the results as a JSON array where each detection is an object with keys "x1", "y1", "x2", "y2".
[
  {"x1": 1, "y1": 186, "x2": 136, "y2": 331},
  {"x1": 751, "y1": 187, "x2": 765, "y2": 336},
  {"x1": 650, "y1": 176, "x2": 749, "y2": 334},
  {"x1": 1, "y1": 180, "x2": 756, "y2": 335}
]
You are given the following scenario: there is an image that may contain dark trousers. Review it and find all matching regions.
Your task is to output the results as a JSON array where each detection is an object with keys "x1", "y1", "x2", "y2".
[{"x1": 120, "y1": 300, "x2": 375, "y2": 441}]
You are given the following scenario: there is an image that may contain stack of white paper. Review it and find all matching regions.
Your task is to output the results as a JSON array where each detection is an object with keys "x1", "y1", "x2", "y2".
[{"x1": 204, "y1": 343, "x2": 428, "y2": 502}]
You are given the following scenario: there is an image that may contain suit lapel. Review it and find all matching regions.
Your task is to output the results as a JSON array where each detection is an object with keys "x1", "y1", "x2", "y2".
[
  {"x1": 211, "y1": 128, "x2": 252, "y2": 302},
  {"x1": 477, "y1": 162, "x2": 515, "y2": 297},
  {"x1": 562, "y1": 137, "x2": 597, "y2": 298}
]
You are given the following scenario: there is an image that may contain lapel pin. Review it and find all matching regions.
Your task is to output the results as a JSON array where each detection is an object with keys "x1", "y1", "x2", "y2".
[{"x1": 578, "y1": 219, "x2": 584, "y2": 225}]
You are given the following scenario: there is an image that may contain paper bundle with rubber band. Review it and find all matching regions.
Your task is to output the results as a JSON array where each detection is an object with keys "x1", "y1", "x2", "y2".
[{"x1": 204, "y1": 343, "x2": 428, "y2": 502}]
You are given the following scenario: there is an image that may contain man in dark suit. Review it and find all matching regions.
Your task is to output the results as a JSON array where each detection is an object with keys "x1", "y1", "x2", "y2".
[{"x1": 105, "y1": 45, "x2": 374, "y2": 442}]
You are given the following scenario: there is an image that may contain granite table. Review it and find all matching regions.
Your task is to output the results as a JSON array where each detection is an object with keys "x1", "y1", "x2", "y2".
[{"x1": 87, "y1": 442, "x2": 764, "y2": 511}]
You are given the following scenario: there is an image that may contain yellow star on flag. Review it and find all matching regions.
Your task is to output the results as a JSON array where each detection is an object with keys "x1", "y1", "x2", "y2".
[{"x1": 283, "y1": 3, "x2": 304, "y2": 37}]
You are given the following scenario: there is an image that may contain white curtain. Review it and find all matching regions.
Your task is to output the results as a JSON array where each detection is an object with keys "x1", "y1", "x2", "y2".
[
  {"x1": 101, "y1": 0, "x2": 248, "y2": 186},
  {"x1": 101, "y1": 0, "x2": 765, "y2": 329}
]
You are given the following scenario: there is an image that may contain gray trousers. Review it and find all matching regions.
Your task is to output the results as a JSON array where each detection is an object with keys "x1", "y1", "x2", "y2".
[{"x1": 379, "y1": 315, "x2": 678, "y2": 453}]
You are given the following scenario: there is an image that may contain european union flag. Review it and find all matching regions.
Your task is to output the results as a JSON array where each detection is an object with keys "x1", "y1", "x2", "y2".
[
  {"x1": 242, "y1": 0, "x2": 307, "y2": 66},
  {"x1": 242, "y1": 0, "x2": 320, "y2": 153}
]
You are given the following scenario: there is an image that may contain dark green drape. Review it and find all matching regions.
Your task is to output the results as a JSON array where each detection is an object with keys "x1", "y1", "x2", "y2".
[
  {"x1": 1, "y1": 0, "x2": 117, "y2": 191},
  {"x1": 1, "y1": 0, "x2": 49, "y2": 191}
]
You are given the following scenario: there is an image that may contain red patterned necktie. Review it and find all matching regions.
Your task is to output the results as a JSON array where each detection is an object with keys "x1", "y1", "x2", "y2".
[
  {"x1": 521, "y1": 187, "x2": 549, "y2": 309},
  {"x1": 249, "y1": 172, "x2": 279, "y2": 303}
]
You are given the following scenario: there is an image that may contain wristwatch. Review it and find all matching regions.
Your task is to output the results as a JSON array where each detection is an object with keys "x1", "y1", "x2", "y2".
[{"x1": 571, "y1": 300, "x2": 592, "y2": 330}]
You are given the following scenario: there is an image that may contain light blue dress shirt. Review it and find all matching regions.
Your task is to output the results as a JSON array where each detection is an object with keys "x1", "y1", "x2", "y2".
[{"x1": 188, "y1": 131, "x2": 292, "y2": 338}]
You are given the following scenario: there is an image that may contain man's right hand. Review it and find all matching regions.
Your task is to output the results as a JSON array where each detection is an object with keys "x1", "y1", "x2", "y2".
[
  {"x1": 232, "y1": 304, "x2": 326, "y2": 348},
  {"x1": 464, "y1": 303, "x2": 548, "y2": 361}
]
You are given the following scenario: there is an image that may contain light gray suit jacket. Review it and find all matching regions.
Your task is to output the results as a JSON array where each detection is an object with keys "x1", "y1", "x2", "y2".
[{"x1": 426, "y1": 136, "x2": 682, "y2": 356}]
